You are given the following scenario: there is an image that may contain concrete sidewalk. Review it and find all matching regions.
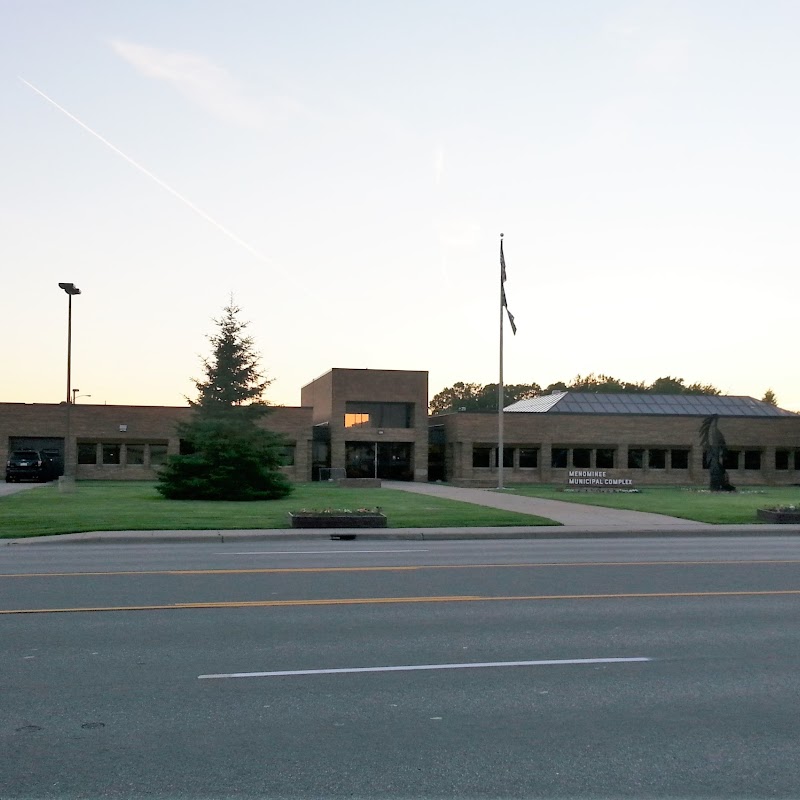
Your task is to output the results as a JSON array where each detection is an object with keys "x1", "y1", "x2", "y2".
[{"x1": 382, "y1": 480, "x2": 709, "y2": 529}]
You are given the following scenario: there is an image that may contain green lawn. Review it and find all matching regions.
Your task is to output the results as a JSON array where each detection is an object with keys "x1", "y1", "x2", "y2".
[
  {"x1": 4, "y1": 481, "x2": 798, "y2": 538},
  {"x1": 502, "y1": 484, "x2": 800, "y2": 524},
  {"x1": 0, "y1": 482, "x2": 555, "y2": 538}
]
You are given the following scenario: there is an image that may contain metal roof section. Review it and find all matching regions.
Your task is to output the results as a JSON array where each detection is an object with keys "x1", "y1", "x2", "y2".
[
  {"x1": 504, "y1": 392, "x2": 569, "y2": 413},
  {"x1": 504, "y1": 393, "x2": 797, "y2": 417}
]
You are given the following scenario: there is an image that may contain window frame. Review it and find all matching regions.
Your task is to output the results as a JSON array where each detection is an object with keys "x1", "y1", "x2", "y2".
[
  {"x1": 596, "y1": 448, "x2": 615, "y2": 469},
  {"x1": 519, "y1": 448, "x2": 539, "y2": 469},
  {"x1": 670, "y1": 449, "x2": 690, "y2": 470},
  {"x1": 744, "y1": 450, "x2": 762, "y2": 471},
  {"x1": 472, "y1": 446, "x2": 493, "y2": 469}
]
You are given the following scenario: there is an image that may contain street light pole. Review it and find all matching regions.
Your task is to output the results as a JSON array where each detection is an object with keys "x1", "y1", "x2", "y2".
[{"x1": 58, "y1": 282, "x2": 81, "y2": 489}]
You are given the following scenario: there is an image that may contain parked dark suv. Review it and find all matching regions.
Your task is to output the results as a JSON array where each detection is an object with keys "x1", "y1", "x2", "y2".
[{"x1": 5, "y1": 450, "x2": 57, "y2": 482}]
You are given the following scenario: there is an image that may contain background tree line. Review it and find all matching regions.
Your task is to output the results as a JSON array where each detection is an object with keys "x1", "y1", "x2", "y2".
[{"x1": 430, "y1": 374, "x2": 778, "y2": 414}]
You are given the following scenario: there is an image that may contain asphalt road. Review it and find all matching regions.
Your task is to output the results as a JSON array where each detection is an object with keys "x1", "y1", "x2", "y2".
[{"x1": 3, "y1": 537, "x2": 800, "y2": 799}]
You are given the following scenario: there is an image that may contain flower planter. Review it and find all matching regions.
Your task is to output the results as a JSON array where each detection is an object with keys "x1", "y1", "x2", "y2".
[
  {"x1": 757, "y1": 508, "x2": 800, "y2": 524},
  {"x1": 288, "y1": 513, "x2": 387, "y2": 529}
]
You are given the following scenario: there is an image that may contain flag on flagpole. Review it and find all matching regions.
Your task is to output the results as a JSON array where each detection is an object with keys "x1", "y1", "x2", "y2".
[{"x1": 500, "y1": 238, "x2": 517, "y2": 335}]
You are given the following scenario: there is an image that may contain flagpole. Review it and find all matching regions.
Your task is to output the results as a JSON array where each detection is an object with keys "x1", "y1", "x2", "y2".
[{"x1": 498, "y1": 233, "x2": 505, "y2": 490}]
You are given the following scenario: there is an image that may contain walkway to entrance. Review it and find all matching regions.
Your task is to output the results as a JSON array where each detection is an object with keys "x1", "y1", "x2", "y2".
[{"x1": 383, "y1": 481, "x2": 709, "y2": 530}]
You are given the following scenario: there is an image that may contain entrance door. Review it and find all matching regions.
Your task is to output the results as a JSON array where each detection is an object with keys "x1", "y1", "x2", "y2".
[
  {"x1": 345, "y1": 442, "x2": 377, "y2": 479},
  {"x1": 377, "y1": 442, "x2": 413, "y2": 480},
  {"x1": 345, "y1": 442, "x2": 414, "y2": 481}
]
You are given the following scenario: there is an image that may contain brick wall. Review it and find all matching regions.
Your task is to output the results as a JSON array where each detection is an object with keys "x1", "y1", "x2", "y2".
[
  {"x1": 433, "y1": 411, "x2": 800, "y2": 486},
  {"x1": 1, "y1": 403, "x2": 314, "y2": 482},
  {"x1": 304, "y1": 368, "x2": 430, "y2": 481},
  {"x1": 300, "y1": 371, "x2": 333, "y2": 426}
]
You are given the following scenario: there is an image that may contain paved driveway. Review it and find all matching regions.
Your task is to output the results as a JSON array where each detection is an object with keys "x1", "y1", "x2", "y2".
[
  {"x1": 384, "y1": 481, "x2": 709, "y2": 529},
  {"x1": 0, "y1": 480, "x2": 54, "y2": 497}
]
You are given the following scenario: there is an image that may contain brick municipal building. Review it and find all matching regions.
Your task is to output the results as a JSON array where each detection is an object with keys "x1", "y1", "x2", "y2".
[{"x1": 3, "y1": 368, "x2": 800, "y2": 486}]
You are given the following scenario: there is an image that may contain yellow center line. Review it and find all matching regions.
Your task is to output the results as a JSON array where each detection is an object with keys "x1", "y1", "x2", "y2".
[
  {"x1": 3, "y1": 589, "x2": 800, "y2": 614},
  {"x1": 4, "y1": 559, "x2": 800, "y2": 579},
  {"x1": 0, "y1": 566, "x2": 421, "y2": 578}
]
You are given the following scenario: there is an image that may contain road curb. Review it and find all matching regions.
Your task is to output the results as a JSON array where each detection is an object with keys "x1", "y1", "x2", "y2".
[{"x1": 2, "y1": 524, "x2": 800, "y2": 545}]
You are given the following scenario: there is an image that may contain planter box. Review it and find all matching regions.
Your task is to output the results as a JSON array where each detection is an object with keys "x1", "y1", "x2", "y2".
[
  {"x1": 289, "y1": 513, "x2": 387, "y2": 529},
  {"x1": 757, "y1": 508, "x2": 800, "y2": 524}
]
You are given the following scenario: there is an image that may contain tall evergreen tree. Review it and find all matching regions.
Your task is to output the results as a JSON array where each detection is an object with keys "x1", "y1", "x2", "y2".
[
  {"x1": 191, "y1": 304, "x2": 271, "y2": 414},
  {"x1": 157, "y1": 304, "x2": 292, "y2": 501}
]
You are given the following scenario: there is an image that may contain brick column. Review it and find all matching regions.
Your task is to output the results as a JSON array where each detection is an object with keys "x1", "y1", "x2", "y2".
[
  {"x1": 762, "y1": 446, "x2": 776, "y2": 484},
  {"x1": 460, "y1": 441, "x2": 472, "y2": 481},
  {"x1": 331, "y1": 438, "x2": 346, "y2": 476},
  {"x1": 540, "y1": 443, "x2": 552, "y2": 482},
  {"x1": 690, "y1": 447, "x2": 704, "y2": 484}
]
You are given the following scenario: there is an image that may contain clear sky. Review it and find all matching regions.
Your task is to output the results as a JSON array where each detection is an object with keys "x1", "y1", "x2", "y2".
[{"x1": 3, "y1": 1, "x2": 798, "y2": 411}]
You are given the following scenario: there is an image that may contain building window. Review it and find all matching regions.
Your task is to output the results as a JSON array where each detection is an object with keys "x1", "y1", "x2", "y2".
[
  {"x1": 671, "y1": 449, "x2": 689, "y2": 470},
  {"x1": 795, "y1": 450, "x2": 800, "y2": 470},
  {"x1": 346, "y1": 442, "x2": 376, "y2": 478},
  {"x1": 149, "y1": 444, "x2": 168, "y2": 466},
  {"x1": 278, "y1": 445, "x2": 296, "y2": 466},
  {"x1": 596, "y1": 448, "x2": 615, "y2": 469},
  {"x1": 312, "y1": 441, "x2": 330, "y2": 480},
  {"x1": 776, "y1": 450, "x2": 790, "y2": 471},
  {"x1": 744, "y1": 450, "x2": 761, "y2": 470},
  {"x1": 102, "y1": 444, "x2": 121, "y2": 465},
  {"x1": 344, "y1": 402, "x2": 413, "y2": 429},
  {"x1": 519, "y1": 448, "x2": 538, "y2": 468},
  {"x1": 551, "y1": 448, "x2": 568, "y2": 469},
  {"x1": 573, "y1": 448, "x2": 591, "y2": 468},
  {"x1": 78, "y1": 443, "x2": 97, "y2": 465},
  {"x1": 649, "y1": 449, "x2": 666, "y2": 469},
  {"x1": 723, "y1": 450, "x2": 740, "y2": 470},
  {"x1": 502, "y1": 447, "x2": 514, "y2": 468},
  {"x1": 628, "y1": 449, "x2": 644, "y2": 469},
  {"x1": 127, "y1": 444, "x2": 145, "y2": 465},
  {"x1": 473, "y1": 447, "x2": 493, "y2": 468}
]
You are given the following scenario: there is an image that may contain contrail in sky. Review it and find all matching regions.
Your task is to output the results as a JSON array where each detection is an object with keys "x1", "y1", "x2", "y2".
[{"x1": 19, "y1": 77, "x2": 269, "y2": 263}]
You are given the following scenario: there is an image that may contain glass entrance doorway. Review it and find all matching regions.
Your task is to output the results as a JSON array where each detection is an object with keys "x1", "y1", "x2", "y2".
[{"x1": 345, "y1": 442, "x2": 413, "y2": 481}]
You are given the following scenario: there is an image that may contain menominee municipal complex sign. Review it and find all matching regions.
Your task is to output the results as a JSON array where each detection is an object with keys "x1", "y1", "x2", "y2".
[{"x1": 567, "y1": 470, "x2": 635, "y2": 489}]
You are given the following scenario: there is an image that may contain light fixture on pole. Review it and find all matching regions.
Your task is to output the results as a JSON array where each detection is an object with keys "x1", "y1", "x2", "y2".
[
  {"x1": 59, "y1": 282, "x2": 81, "y2": 489},
  {"x1": 59, "y1": 283, "x2": 81, "y2": 405}
]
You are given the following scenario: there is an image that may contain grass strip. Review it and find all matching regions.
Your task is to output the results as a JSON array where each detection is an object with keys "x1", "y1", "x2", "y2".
[
  {"x1": 502, "y1": 485, "x2": 800, "y2": 524},
  {"x1": 0, "y1": 482, "x2": 555, "y2": 538}
]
